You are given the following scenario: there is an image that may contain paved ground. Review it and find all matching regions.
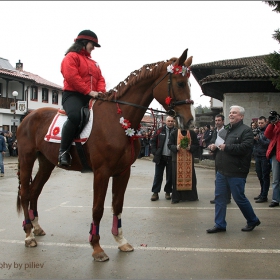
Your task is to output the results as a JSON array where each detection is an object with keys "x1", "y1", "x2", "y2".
[{"x1": 0, "y1": 156, "x2": 279, "y2": 279}]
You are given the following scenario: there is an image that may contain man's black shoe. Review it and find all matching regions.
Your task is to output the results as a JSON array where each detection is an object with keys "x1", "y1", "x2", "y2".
[
  {"x1": 254, "y1": 195, "x2": 261, "y2": 200},
  {"x1": 171, "y1": 200, "x2": 179, "y2": 204},
  {"x1": 255, "y1": 197, "x2": 268, "y2": 203},
  {"x1": 165, "y1": 193, "x2": 171, "y2": 200},
  {"x1": 151, "y1": 193, "x2": 159, "y2": 201},
  {"x1": 269, "y1": 201, "x2": 279, "y2": 207},
  {"x1": 206, "y1": 226, "x2": 226, "y2": 233},
  {"x1": 241, "y1": 220, "x2": 261, "y2": 232}
]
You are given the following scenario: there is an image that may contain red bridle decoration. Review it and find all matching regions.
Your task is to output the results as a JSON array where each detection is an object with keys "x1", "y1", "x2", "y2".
[{"x1": 165, "y1": 96, "x2": 172, "y2": 106}]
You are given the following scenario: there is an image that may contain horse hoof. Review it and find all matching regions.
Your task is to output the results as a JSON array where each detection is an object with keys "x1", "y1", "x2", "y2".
[
  {"x1": 118, "y1": 243, "x2": 134, "y2": 252},
  {"x1": 33, "y1": 228, "x2": 46, "y2": 236},
  {"x1": 25, "y1": 239, "x2": 37, "y2": 247},
  {"x1": 92, "y1": 251, "x2": 109, "y2": 262}
]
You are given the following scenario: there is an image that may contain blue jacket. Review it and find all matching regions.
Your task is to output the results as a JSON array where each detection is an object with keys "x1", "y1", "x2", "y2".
[
  {"x1": 0, "y1": 135, "x2": 7, "y2": 152},
  {"x1": 253, "y1": 125, "x2": 270, "y2": 157},
  {"x1": 203, "y1": 129, "x2": 213, "y2": 147}
]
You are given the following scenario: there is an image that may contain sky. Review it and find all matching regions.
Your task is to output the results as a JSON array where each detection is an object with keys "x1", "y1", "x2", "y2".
[{"x1": 1, "y1": 1, "x2": 279, "y2": 109}]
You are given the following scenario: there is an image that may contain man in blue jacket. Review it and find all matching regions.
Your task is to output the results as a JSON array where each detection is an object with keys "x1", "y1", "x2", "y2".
[
  {"x1": 0, "y1": 132, "x2": 7, "y2": 177},
  {"x1": 207, "y1": 105, "x2": 260, "y2": 233}
]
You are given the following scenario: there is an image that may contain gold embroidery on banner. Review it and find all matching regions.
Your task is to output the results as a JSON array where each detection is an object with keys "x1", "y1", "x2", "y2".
[{"x1": 176, "y1": 130, "x2": 192, "y2": 191}]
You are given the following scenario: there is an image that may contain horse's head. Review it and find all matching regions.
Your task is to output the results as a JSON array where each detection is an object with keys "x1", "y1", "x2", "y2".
[{"x1": 152, "y1": 49, "x2": 194, "y2": 130}]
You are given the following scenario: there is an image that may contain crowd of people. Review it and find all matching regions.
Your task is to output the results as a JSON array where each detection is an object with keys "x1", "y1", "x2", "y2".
[
  {"x1": 0, "y1": 131, "x2": 18, "y2": 177},
  {"x1": 144, "y1": 105, "x2": 280, "y2": 234}
]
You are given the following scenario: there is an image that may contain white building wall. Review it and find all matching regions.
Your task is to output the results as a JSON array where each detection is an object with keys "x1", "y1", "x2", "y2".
[
  {"x1": 0, "y1": 81, "x2": 62, "y2": 132},
  {"x1": 211, "y1": 98, "x2": 223, "y2": 108},
  {"x1": 28, "y1": 87, "x2": 62, "y2": 110},
  {"x1": 223, "y1": 92, "x2": 280, "y2": 126}
]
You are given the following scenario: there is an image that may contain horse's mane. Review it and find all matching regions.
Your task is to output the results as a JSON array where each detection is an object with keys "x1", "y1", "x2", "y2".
[{"x1": 105, "y1": 57, "x2": 178, "y2": 101}]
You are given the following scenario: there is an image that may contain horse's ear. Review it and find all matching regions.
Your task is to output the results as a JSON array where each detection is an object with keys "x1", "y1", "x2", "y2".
[
  {"x1": 185, "y1": 56, "x2": 193, "y2": 67},
  {"x1": 178, "y1": 49, "x2": 188, "y2": 66}
]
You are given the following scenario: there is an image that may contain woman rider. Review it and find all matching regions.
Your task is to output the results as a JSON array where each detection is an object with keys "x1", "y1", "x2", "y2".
[{"x1": 58, "y1": 29, "x2": 106, "y2": 167}]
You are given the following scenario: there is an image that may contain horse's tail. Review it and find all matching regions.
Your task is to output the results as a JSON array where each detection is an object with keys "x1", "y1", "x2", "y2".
[{"x1": 16, "y1": 159, "x2": 22, "y2": 214}]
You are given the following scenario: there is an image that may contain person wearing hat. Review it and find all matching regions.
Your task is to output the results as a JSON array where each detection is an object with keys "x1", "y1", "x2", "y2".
[{"x1": 58, "y1": 29, "x2": 106, "y2": 167}]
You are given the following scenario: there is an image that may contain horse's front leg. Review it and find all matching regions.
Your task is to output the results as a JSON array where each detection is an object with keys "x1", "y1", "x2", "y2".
[
  {"x1": 111, "y1": 169, "x2": 134, "y2": 252},
  {"x1": 89, "y1": 171, "x2": 110, "y2": 262}
]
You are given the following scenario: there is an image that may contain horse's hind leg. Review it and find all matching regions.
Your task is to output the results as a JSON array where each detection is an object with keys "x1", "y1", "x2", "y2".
[
  {"x1": 18, "y1": 151, "x2": 37, "y2": 247},
  {"x1": 29, "y1": 153, "x2": 55, "y2": 237},
  {"x1": 111, "y1": 170, "x2": 134, "y2": 253},
  {"x1": 19, "y1": 152, "x2": 55, "y2": 247}
]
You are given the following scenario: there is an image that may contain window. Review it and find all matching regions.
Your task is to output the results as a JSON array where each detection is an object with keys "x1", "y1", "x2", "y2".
[
  {"x1": 52, "y1": 90, "x2": 58, "y2": 104},
  {"x1": 0, "y1": 83, "x2": 2, "y2": 97},
  {"x1": 31, "y1": 87, "x2": 38, "y2": 101},
  {"x1": 42, "y1": 88, "x2": 49, "y2": 103}
]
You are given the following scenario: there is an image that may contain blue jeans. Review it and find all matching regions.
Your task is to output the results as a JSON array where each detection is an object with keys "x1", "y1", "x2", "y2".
[
  {"x1": 144, "y1": 146, "x2": 150, "y2": 157},
  {"x1": 271, "y1": 155, "x2": 280, "y2": 203},
  {"x1": 215, "y1": 172, "x2": 259, "y2": 229},
  {"x1": 0, "y1": 152, "x2": 4, "y2": 174},
  {"x1": 255, "y1": 156, "x2": 271, "y2": 198},
  {"x1": 151, "y1": 157, "x2": 172, "y2": 194}
]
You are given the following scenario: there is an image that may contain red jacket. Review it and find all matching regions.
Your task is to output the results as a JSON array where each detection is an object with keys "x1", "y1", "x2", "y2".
[
  {"x1": 264, "y1": 121, "x2": 280, "y2": 162},
  {"x1": 61, "y1": 49, "x2": 106, "y2": 95}
]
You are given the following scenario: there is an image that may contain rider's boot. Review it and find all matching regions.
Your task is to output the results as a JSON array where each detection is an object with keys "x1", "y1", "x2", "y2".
[{"x1": 58, "y1": 119, "x2": 78, "y2": 167}]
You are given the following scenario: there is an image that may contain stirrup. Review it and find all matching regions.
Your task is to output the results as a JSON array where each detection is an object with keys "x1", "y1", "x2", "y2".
[{"x1": 58, "y1": 151, "x2": 72, "y2": 167}]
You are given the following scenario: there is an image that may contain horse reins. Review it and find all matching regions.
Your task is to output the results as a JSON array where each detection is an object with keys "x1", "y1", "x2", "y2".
[
  {"x1": 95, "y1": 71, "x2": 194, "y2": 117},
  {"x1": 94, "y1": 70, "x2": 194, "y2": 175}
]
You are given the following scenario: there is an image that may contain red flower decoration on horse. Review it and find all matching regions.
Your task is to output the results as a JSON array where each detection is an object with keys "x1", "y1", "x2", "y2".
[
  {"x1": 173, "y1": 66, "x2": 183, "y2": 75},
  {"x1": 165, "y1": 96, "x2": 172, "y2": 106},
  {"x1": 121, "y1": 119, "x2": 131, "y2": 129}
]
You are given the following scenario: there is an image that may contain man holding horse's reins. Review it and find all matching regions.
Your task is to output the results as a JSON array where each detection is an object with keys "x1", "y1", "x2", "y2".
[{"x1": 58, "y1": 29, "x2": 106, "y2": 167}]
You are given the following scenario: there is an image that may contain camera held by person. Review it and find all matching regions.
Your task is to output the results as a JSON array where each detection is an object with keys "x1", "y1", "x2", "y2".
[
  {"x1": 268, "y1": 111, "x2": 280, "y2": 123},
  {"x1": 252, "y1": 127, "x2": 260, "y2": 137}
]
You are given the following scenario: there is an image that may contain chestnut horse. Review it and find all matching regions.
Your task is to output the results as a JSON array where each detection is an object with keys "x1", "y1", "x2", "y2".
[{"x1": 16, "y1": 49, "x2": 194, "y2": 262}]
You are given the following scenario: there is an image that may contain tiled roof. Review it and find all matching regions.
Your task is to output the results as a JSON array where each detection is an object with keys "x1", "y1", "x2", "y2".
[
  {"x1": 191, "y1": 55, "x2": 268, "y2": 68},
  {"x1": 0, "y1": 67, "x2": 62, "y2": 90},
  {"x1": 141, "y1": 115, "x2": 154, "y2": 123},
  {"x1": 191, "y1": 55, "x2": 279, "y2": 85},
  {"x1": 21, "y1": 71, "x2": 62, "y2": 89},
  {"x1": 0, "y1": 68, "x2": 34, "y2": 81}
]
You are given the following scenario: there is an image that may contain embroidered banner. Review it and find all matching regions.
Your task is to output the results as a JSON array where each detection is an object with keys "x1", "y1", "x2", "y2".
[{"x1": 176, "y1": 130, "x2": 192, "y2": 191}]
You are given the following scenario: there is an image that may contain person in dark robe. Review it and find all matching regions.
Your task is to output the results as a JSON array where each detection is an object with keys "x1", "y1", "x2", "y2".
[{"x1": 168, "y1": 128, "x2": 199, "y2": 203}]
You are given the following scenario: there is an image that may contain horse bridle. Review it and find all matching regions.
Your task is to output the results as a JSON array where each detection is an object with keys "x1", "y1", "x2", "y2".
[
  {"x1": 152, "y1": 72, "x2": 194, "y2": 117},
  {"x1": 95, "y1": 70, "x2": 194, "y2": 117}
]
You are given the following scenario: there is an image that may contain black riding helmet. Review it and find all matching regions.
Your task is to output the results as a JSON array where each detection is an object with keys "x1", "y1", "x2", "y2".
[{"x1": 74, "y1": 30, "x2": 101, "y2": 47}]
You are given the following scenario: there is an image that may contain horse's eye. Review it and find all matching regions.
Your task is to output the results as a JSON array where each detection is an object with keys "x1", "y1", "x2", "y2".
[{"x1": 177, "y1": 82, "x2": 186, "y2": 88}]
